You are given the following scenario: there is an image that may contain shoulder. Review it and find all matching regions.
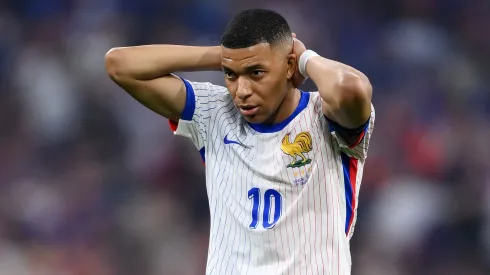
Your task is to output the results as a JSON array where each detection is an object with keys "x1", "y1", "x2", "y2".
[
  {"x1": 182, "y1": 80, "x2": 232, "y2": 108},
  {"x1": 181, "y1": 80, "x2": 239, "y2": 123},
  {"x1": 185, "y1": 80, "x2": 229, "y2": 98}
]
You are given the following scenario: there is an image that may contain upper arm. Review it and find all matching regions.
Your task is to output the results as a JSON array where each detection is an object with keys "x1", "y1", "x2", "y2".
[
  {"x1": 320, "y1": 72, "x2": 372, "y2": 149},
  {"x1": 109, "y1": 73, "x2": 187, "y2": 122},
  {"x1": 321, "y1": 71, "x2": 372, "y2": 129},
  {"x1": 105, "y1": 50, "x2": 186, "y2": 121},
  {"x1": 327, "y1": 104, "x2": 375, "y2": 160}
]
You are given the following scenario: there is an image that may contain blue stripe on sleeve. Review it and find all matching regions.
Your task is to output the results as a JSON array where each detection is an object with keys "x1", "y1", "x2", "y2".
[
  {"x1": 199, "y1": 147, "x2": 205, "y2": 163},
  {"x1": 180, "y1": 78, "x2": 195, "y2": 121},
  {"x1": 325, "y1": 116, "x2": 370, "y2": 137},
  {"x1": 341, "y1": 152, "x2": 353, "y2": 234}
]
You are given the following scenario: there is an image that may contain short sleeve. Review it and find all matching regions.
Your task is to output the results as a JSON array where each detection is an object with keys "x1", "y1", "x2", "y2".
[
  {"x1": 328, "y1": 104, "x2": 375, "y2": 160},
  {"x1": 169, "y1": 78, "x2": 228, "y2": 151}
]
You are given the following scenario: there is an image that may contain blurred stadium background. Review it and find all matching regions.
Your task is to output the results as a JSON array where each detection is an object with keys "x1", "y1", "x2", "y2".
[{"x1": 1, "y1": 0, "x2": 489, "y2": 274}]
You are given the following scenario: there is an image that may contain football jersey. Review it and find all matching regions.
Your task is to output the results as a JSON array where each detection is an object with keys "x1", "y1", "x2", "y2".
[{"x1": 170, "y1": 79, "x2": 375, "y2": 275}]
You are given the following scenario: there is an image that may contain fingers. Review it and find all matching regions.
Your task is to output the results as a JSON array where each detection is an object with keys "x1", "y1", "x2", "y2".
[{"x1": 292, "y1": 33, "x2": 296, "y2": 38}]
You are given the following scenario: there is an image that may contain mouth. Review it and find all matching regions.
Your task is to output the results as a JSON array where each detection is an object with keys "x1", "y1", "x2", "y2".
[{"x1": 238, "y1": 105, "x2": 259, "y2": 116}]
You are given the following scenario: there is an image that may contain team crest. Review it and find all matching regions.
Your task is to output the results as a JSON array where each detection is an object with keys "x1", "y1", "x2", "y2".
[{"x1": 281, "y1": 131, "x2": 313, "y2": 168}]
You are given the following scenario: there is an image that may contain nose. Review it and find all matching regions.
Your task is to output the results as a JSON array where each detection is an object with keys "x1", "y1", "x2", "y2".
[{"x1": 236, "y1": 77, "x2": 252, "y2": 100}]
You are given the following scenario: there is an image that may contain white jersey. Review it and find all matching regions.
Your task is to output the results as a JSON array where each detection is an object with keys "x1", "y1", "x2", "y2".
[{"x1": 170, "y1": 79, "x2": 375, "y2": 275}]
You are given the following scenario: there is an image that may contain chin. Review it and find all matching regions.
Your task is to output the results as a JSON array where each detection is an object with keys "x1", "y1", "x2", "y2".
[{"x1": 242, "y1": 114, "x2": 266, "y2": 124}]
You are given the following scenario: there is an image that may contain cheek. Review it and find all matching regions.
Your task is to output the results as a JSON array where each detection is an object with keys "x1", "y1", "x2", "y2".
[
  {"x1": 267, "y1": 73, "x2": 288, "y2": 95},
  {"x1": 256, "y1": 78, "x2": 286, "y2": 106},
  {"x1": 225, "y1": 81, "x2": 237, "y2": 97},
  {"x1": 264, "y1": 71, "x2": 286, "y2": 89}
]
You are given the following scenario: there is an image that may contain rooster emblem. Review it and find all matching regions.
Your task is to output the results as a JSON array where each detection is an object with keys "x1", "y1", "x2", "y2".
[{"x1": 281, "y1": 132, "x2": 313, "y2": 168}]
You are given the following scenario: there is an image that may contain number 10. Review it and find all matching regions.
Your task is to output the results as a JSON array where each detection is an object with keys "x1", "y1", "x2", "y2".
[{"x1": 248, "y1": 188, "x2": 282, "y2": 229}]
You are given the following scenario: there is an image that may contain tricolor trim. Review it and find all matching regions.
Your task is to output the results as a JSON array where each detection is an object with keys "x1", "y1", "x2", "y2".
[
  {"x1": 168, "y1": 77, "x2": 195, "y2": 131},
  {"x1": 341, "y1": 152, "x2": 359, "y2": 235}
]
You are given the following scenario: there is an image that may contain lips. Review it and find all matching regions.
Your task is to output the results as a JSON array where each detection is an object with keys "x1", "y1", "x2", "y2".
[{"x1": 238, "y1": 105, "x2": 259, "y2": 116}]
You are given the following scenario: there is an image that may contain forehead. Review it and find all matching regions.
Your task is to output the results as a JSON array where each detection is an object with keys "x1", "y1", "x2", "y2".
[{"x1": 221, "y1": 43, "x2": 276, "y2": 68}]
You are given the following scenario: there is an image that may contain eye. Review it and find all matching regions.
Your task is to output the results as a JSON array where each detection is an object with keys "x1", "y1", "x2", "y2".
[
  {"x1": 224, "y1": 71, "x2": 236, "y2": 79},
  {"x1": 251, "y1": 70, "x2": 265, "y2": 77}
]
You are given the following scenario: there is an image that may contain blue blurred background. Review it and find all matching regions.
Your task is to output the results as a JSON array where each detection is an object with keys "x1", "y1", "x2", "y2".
[{"x1": 1, "y1": 0, "x2": 489, "y2": 274}]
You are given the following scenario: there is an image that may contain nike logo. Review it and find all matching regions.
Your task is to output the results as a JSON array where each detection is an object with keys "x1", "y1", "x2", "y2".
[{"x1": 224, "y1": 134, "x2": 251, "y2": 148}]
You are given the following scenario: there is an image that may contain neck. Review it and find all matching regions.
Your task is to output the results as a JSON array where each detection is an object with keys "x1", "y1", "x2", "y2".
[{"x1": 266, "y1": 87, "x2": 301, "y2": 124}]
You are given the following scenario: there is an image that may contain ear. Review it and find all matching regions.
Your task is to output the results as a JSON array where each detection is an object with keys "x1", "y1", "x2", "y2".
[{"x1": 286, "y1": 53, "x2": 297, "y2": 80}]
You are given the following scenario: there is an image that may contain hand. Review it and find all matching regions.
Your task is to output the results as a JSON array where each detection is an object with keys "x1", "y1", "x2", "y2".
[{"x1": 291, "y1": 33, "x2": 307, "y2": 88}]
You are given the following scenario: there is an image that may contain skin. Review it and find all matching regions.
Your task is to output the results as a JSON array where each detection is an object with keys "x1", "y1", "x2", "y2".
[
  {"x1": 105, "y1": 33, "x2": 372, "y2": 142},
  {"x1": 220, "y1": 40, "x2": 301, "y2": 124},
  {"x1": 292, "y1": 34, "x2": 372, "y2": 129}
]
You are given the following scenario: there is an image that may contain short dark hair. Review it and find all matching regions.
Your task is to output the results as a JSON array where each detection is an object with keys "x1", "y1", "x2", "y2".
[{"x1": 221, "y1": 9, "x2": 292, "y2": 49}]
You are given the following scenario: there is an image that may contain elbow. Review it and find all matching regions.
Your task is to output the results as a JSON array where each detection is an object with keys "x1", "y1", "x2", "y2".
[
  {"x1": 105, "y1": 47, "x2": 127, "y2": 81},
  {"x1": 337, "y1": 72, "x2": 372, "y2": 105},
  {"x1": 335, "y1": 72, "x2": 372, "y2": 126}
]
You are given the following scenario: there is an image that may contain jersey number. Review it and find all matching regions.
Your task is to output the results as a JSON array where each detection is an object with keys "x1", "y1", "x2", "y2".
[{"x1": 248, "y1": 188, "x2": 282, "y2": 229}]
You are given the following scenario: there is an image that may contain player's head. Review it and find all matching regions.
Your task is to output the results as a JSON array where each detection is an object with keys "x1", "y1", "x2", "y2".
[{"x1": 221, "y1": 9, "x2": 296, "y2": 124}]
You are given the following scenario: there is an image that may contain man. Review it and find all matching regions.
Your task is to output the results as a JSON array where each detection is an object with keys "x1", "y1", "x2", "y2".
[{"x1": 106, "y1": 8, "x2": 374, "y2": 275}]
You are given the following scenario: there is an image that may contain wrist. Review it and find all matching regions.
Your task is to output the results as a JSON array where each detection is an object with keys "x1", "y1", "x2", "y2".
[{"x1": 298, "y1": 50, "x2": 319, "y2": 78}]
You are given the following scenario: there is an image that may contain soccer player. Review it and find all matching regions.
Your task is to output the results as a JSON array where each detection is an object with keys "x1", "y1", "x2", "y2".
[{"x1": 105, "y1": 8, "x2": 374, "y2": 275}]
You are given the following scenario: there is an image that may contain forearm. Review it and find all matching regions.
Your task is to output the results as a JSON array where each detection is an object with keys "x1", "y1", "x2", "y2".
[
  {"x1": 306, "y1": 56, "x2": 372, "y2": 128},
  {"x1": 105, "y1": 45, "x2": 222, "y2": 81}
]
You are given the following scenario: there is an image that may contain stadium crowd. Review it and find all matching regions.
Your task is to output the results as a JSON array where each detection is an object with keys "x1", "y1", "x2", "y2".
[{"x1": 0, "y1": 0, "x2": 488, "y2": 274}]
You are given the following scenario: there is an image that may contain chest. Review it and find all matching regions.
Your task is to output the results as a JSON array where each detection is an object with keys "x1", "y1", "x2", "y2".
[{"x1": 207, "y1": 118, "x2": 334, "y2": 187}]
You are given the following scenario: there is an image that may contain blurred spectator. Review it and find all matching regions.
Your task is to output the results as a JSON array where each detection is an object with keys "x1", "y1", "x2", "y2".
[{"x1": 0, "y1": 0, "x2": 488, "y2": 274}]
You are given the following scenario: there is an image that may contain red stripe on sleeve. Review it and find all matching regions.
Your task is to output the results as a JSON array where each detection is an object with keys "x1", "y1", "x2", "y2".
[
  {"x1": 348, "y1": 131, "x2": 366, "y2": 149},
  {"x1": 169, "y1": 120, "x2": 178, "y2": 132},
  {"x1": 347, "y1": 158, "x2": 359, "y2": 234}
]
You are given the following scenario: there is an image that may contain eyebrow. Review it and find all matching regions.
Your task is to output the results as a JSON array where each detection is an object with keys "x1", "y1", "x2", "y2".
[{"x1": 222, "y1": 64, "x2": 266, "y2": 73}]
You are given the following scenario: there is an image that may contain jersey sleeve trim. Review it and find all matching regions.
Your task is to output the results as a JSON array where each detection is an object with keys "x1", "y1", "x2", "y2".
[
  {"x1": 199, "y1": 147, "x2": 205, "y2": 164},
  {"x1": 180, "y1": 78, "x2": 196, "y2": 121},
  {"x1": 325, "y1": 116, "x2": 370, "y2": 148},
  {"x1": 341, "y1": 152, "x2": 359, "y2": 237},
  {"x1": 168, "y1": 120, "x2": 178, "y2": 132},
  {"x1": 168, "y1": 78, "x2": 195, "y2": 131}
]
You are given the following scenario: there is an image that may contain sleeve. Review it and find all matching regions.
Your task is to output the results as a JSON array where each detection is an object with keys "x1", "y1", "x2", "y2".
[
  {"x1": 168, "y1": 78, "x2": 226, "y2": 152},
  {"x1": 327, "y1": 104, "x2": 375, "y2": 160}
]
